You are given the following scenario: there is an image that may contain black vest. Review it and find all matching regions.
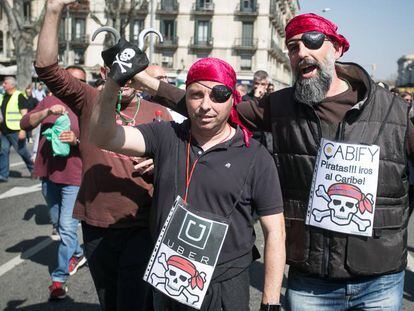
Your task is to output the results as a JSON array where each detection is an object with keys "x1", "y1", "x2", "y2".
[{"x1": 270, "y1": 63, "x2": 409, "y2": 279}]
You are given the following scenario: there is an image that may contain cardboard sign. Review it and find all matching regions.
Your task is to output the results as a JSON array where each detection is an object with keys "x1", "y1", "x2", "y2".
[
  {"x1": 306, "y1": 138, "x2": 380, "y2": 237},
  {"x1": 143, "y1": 196, "x2": 228, "y2": 309}
]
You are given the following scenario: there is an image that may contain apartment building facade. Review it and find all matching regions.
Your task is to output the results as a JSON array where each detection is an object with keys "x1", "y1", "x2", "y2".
[{"x1": 0, "y1": 0, "x2": 300, "y2": 88}]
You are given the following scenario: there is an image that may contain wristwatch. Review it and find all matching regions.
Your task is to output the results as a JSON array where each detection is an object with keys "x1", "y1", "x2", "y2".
[{"x1": 260, "y1": 303, "x2": 281, "y2": 311}]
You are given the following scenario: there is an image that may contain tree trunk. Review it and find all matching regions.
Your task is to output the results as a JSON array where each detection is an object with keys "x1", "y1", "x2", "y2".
[{"x1": 15, "y1": 34, "x2": 34, "y2": 90}]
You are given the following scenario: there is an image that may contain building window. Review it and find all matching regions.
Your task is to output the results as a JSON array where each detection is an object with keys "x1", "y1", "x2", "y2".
[
  {"x1": 74, "y1": 48, "x2": 85, "y2": 65},
  {"x1": 72, "y1": 18, "x2": 86, "y2": 40},
  {"x1": 198, "y1": 0, "x2": 213, "y2": 10},
  {"x1": 161, "y1": 52, "x2": 174, "y2": 68},
  {"x1": 0, "y1": 5, "x2": 3, "y2": 20},
  {"x1": 242, "y1": 22, "x2": 254, "y2": 46},
  {"x1": 59, "y1": 18, "x2": 66, "y2": 41},
  {"x1": 23, "y1": 0, "x2": 31, "y2": 22},
  {"x1": 160, "y1": 19, "x2": 176, "y2": 42},
  {"x1": 130, "y1": 19, "x2": 144, "y2": 44},
  {"x1": 161, "y1": 0, "x2": 177, "y2": 11},
  {"x1": 242, "y1": 0, "x2": 255, "y2": 12},
  {"x1": 240, "y1": 55, "x2": 252, "y2": 71},
  {"x1": 0, "y1": 31, "x2": 3, "y2": 54},
  {"x1": 195, "y1": 20, "x2": 211, "y2": 44}
]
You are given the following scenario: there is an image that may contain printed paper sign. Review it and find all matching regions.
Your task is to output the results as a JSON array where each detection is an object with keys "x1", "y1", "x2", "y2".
[
  {"x1": 306, "y1": 138, "x2": 380, "y2": 237},
  {"x1": 143, "y1": 196, "x2": 228, "y2": 309}
]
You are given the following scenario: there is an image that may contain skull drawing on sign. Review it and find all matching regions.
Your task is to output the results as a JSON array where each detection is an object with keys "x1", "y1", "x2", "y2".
[
  {"x1": 165, "y1": 265, "x2": 192, "y2": 296},
  {"x1": 119, "y1": 48, "x2": 136, "y2": 62},
  {"x1": 328, "y1": 194, "x2": 359, "y2": 225}
]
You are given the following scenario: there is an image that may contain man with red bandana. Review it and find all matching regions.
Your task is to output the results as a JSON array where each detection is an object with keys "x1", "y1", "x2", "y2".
[
  {"x1": 90, "y1": 54, "x2": 286, "y2": 310},
  {"x1": 130, "y1": 12, "x2": 414, "y2": 311}
]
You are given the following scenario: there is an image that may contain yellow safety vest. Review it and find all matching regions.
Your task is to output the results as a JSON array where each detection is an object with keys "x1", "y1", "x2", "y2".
[{"x1": 0, "y1": 90, "x2": 24, "y2": 130}]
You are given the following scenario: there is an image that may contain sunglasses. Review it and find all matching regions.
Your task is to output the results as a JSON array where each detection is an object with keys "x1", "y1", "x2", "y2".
[
  {"x1": 196, "y1": 81, "x2": 233, "y2": 103},
  {"x1": 287, "y1": 31, "x2": 329, "y2": 53}
]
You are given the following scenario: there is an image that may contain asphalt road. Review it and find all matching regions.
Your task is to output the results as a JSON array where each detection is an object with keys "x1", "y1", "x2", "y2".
[{"x1": 0, "y1": 146, "x2": 413, "y2": 310}]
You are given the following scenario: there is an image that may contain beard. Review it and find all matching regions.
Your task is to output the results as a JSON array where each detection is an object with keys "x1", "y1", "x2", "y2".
[{"x1": 293, "y1": 52, "x2": 335, "y2": 106}]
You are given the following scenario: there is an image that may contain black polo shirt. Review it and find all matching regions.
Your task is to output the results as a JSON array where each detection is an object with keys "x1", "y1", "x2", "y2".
[{"x1": 138, "y1": 120, "x2": 283, "y2": 278}]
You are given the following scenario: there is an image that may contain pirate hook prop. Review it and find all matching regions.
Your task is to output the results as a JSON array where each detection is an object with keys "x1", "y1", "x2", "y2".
[{"x1": 92, "y1": 26, "x2": 163, "y2": 86}]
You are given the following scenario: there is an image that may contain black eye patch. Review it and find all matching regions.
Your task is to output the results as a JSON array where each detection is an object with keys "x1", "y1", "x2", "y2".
[
  {"x1": 302, "y1": 31, "x2": 327, "y2": 50},
  {"x1": 196, "y1": 82, "x2": 233, "y2": 103}
]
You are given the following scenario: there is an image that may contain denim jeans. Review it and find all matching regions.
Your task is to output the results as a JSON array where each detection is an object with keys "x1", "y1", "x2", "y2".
[
  {"x1": 42, "y1": 180, "x2": 83, "y2": 283},
  {"x1": 286, "y1": 270, "x2": 405, "y2": 311},
  {"x1": 0, "y1": 132, "x2": 34, "y2": 180}
]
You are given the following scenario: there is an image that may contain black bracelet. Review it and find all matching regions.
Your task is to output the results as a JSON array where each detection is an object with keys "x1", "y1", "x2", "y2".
[{"x1": 260, "y1": 303, "x2": 281, "y2": 311}]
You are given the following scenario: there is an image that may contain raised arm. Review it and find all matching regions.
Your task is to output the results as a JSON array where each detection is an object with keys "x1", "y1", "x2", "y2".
[
  {"x1": 89, "y1": 78, "x2": 146, "y2": 157},
  {"x1": 36, "y1": 0, "x2": 74, "y2": 67}
]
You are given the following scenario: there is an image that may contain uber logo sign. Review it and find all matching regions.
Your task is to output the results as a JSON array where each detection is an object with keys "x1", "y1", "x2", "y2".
[{"x1": 178, "y1": 214, "x2": 212, "y2": 249}]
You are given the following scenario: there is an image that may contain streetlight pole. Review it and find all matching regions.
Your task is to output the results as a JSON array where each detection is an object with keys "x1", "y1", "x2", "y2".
[{"x1": 149, "y1": 0, "x2": 155, "y2": 63}]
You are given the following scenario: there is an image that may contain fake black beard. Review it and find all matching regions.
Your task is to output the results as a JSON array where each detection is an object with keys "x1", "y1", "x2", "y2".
[{"x1": 294, "y1": 67, "x2": 332, "y2": 106}]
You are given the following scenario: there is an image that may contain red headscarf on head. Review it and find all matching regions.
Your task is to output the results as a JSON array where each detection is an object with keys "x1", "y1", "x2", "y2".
[
  {"x1": 186, "y1": 57, "x2": 252, "y2": 146},
  {"x1": 285, "y1": 13, "x2": 350, "y2": 55}
]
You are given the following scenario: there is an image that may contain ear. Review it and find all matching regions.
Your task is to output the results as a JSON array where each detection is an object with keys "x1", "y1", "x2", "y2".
[
  {"x1": 100, "y1": 66, "x2": 108, "y2": 80},
  {"x1": 332, "y1": 41, "x2": 343, "y2": 60}
]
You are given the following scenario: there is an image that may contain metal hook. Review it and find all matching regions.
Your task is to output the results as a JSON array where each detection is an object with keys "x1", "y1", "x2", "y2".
[
  {"x1": 91, "y1": 26, "x2": 121, "y2": 43},
  {"x1": 138, "y1": 28, "x2": 163, "y2": 50}
]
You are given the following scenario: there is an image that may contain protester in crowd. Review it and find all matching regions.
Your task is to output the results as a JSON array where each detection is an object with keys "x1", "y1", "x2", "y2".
[
  {"x1": 400, "y1": 91, "x2": 413, "y2": 105},
  {"x1": 25, "y1": 84, "x2": 40, "y2": 160},
  {"x1": 32, "y1": 82, "x2": 47, "y2": 102},
  {"x1": 242, "y1": 70, "x2": 273, "y2": 153},
  {"x1": 90, "y1": 50, "x2": 285, "y2": 311},
  {"x1": 131, "y1": 12, "x2": 414, "y2": 311},
  {"x1": 93, "y1": 78, "x2": 105, "y2": 90},
  {"x1": 390, "y1": 87, "x2": 401, "y2": 95},
  {"x1": 267, "y1": 83, "x2": 275, "y2": 94},
  {"x1": 0, "y1": 76, "x2": 34, "y2": 182},
  {"x1": 20, "y1": 66, "x2": 86, "y2": 300},
  {"x1": 36, "y1": 0, "x2": 172, "y2": 309},
  {"x1": 146, "y1": 64, "x2": 186, "y2": 124},
  {"x1": 236, "y1": 83, "x2": 248, "y2": 97}
]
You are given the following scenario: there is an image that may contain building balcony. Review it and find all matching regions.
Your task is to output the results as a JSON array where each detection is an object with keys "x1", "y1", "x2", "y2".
[
  {"x1": 233, "y1": 37, "x2": 258, "y2": 52},
  {"x1": 269, "y1": 39, "x2": 289, "y2": 65},
  {"x1": 234, "y1": 2, "x2": 259, "y2": 20},
  {"x1": 121, "y1": 0, "x2": 149, "y2": 15},
  {"x1": 155, "y1": 36, "x2": 179, "y2": 50},
  {"x1": 58, "y1": 35, "x2": 90, "y2": 48},
  {"x1": 189, "y1": 37, "x2": 214, "y2": 51},
  {"x1": 65, "y1": 0, "x2": 90, "y2": 16},
  {"x1": 156, "y1": 1, "x2": 179, "y2": 16},
  {"x1": 191, "y1": 2, "x2": 215, "y2": 16}
]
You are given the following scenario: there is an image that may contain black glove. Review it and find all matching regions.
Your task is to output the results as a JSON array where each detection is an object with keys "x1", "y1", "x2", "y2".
[
  {"x1": 101, "y1": 38, "x2": 128, "y2": 67},
  {"x1": 105, "y1": 40, "x2": 149, "y2": 87}
]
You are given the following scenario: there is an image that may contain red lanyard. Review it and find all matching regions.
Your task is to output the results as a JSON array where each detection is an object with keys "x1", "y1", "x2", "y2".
[
  {"x1": 184, "y1": 127, "x2": 233, "y2": 203},
  {"x1": 184, "y1": 134, "x2": 199, "y2": 203}
]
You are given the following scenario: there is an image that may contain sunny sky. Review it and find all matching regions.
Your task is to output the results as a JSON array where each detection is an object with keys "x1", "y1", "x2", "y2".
[{"x1": 298, "y1": 0, "x2": 414, "y2": 81}]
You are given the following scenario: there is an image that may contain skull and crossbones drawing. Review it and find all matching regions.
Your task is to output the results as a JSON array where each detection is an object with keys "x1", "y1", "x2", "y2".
[
  {"x1": 113, "y1": 48, "x2": 136, "y2": 73},
  {"x1": 151, "y1": 253, "x2": 206, "y2": 305},
  {"x1": 313, "y1": 183, "x2": 373, "y2": 232}
]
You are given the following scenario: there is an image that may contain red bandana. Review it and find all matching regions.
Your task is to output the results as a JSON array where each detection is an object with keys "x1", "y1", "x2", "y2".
[
  {"x1": 186, "y1": 57, "x2": 252, "y2": 146},
  {"x1": 285, "y1": 13, "x2": 350, "y2": 55}
]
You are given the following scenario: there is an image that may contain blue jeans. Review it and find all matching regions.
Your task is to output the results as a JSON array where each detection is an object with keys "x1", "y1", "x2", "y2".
[
  {"x1": 0, "y1": 132, "x2": 34, "y2": 180},
  {"x1": 286, "y1": 270, "x2": 404, "y2": 311},
  {"x1": 42, "y1": 180, "x2": 83, "y2": 283}
]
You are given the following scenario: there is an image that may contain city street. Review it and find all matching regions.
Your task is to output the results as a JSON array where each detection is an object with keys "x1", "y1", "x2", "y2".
[{"x1": 0, "y1": 146, "x2": 413, "y2": 310}]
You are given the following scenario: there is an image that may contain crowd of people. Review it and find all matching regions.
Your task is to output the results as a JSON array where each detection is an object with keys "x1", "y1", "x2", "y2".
[{"x1": 0, "y1": 0, "x2": 413, "y2": 310}]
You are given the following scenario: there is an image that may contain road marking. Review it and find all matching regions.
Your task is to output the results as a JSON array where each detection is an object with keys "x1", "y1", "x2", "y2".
[
  {"x1": 0, "y1": 183, "x2": 42, "y2": 200},
  {"x1": 10, "y1": 161, "x2": 24, "y2": 168},
  {"x1": 0, "y1": 235, "x2": 60, "y2": 277}
]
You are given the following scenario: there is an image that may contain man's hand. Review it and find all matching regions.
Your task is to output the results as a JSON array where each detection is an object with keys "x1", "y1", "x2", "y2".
[
  {"x1": 46, "y1": 0, "x2": 77, "y2": 13},
  {"x1": 18, "y1": 130, "x2": 26, "y2": 141},
  {"x1": 48, "y1": 104, "x2": 66, "y2": 115},
  {"x1": 132, "y1": 157, "x2": 154, "y2": 175},
  {"x1": 106, "y1": 40, "x2": 149, "y2": 87},
  {"x1": 59, "y1": 130, "x2": 77, "y2": 146},
  {"x1": 254, "y1": 83, "x2": 268, "y2": 99}
]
